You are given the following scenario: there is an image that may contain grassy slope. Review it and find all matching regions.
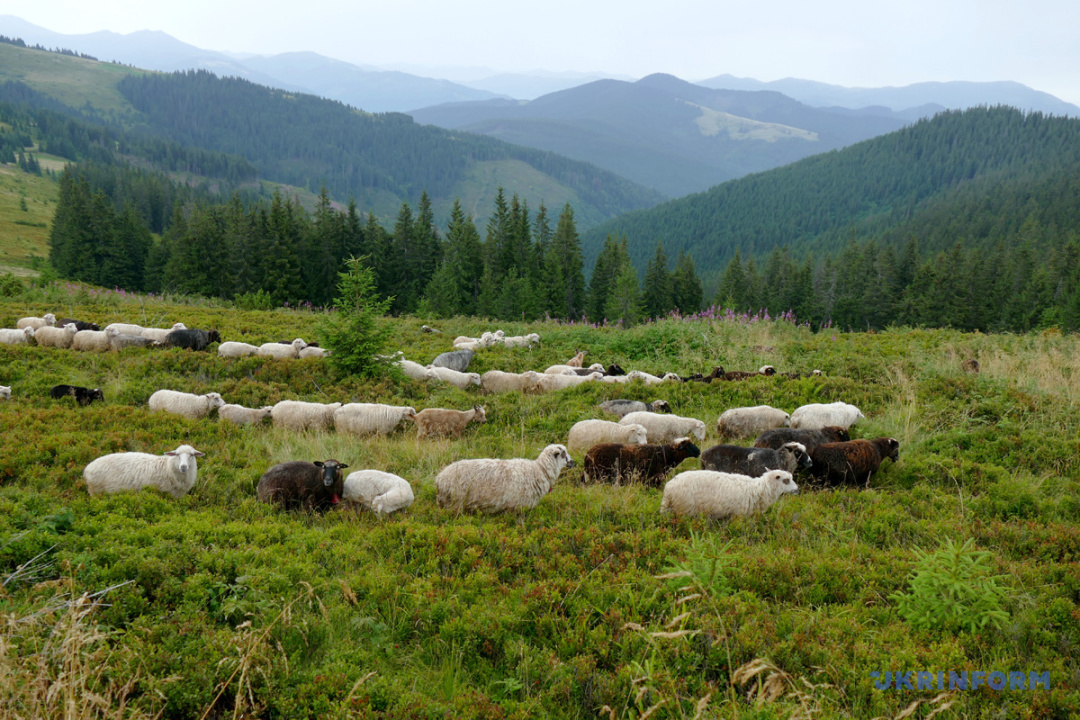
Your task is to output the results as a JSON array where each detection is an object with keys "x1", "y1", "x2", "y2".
[
  {"x1": 0, "y1": 287, "x2": 1077, "y2": 718},
  {"x1": 0, "y1": 159, "x2": 57, "y2": 273}
]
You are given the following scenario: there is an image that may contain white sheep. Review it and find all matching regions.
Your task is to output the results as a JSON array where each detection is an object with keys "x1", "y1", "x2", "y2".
[
  {"x1": 567, "y1": 420, "x2": 648, "y2": 454},
  {"x1": 103, "y1": 322, "x2": 144, "y2": 335},
  {"x1": 83, "y1": 444, "x2": 205, "y2": 499},
  {"x1": 218, "y1": 341, "x2": 260, "y2": 358},
  {"x1": 426, "y1": 366, "x2": 481, "y2": 389},
  {"x1": 660, "y1": 469, "x2": 798, "y2": 520},
  {"x1": 600, "y1": 373, "x2": 634, "y2": 384},
  {"x1": 71, "y1": 329, "x2": 110, "y2": 351},
  {"x1": 31, "y1": 323, "x2": 78, "y2": 348},
  {"x1": 480, "y1": 370, "x2": 529, "y2": 393},
  {"x1": 257, "y1": 339, "x2": 307, "y2": 359},
  {"x1": 271, "y1": 400, "x2": 342, "y2": 432},
  {"x1": 717, "y1": 405, "x2": 791, "y2": 438},
  {"x1": 544, "y1": 364, "x2": 580, "y2": 376},
  {"x1": 0, "y1": 327, "x2": 35, "y2": 345},
  {"x1": 333, "y1": 403, "x2": 416, "y2": 436},
  {"x1": 16, "y1": 313, "x2": 55, "y2": 331},
  {"x1": 342, "y1": 470, "x2": 414, "y2": 515},
  {"x1": 139, "y1": 323, "x2": 188, "y2": 343},
  {"x1": 499, "y1": 333, "x2": 540, "y2": 348},
  {"x1": 789, "y1": 402, "x2": 865, "y2": 430},
  {"x1": 148, "y1": 389, "x2": 226, "y2": 419},
  {"x1": 435, "y1": 444, "x2": 574, "y2": 513},
  {"x1": 626, "y1": 370, "x2": 665, "y2": 386},
  {"x1": 522, "y1": 371, "x2": 602, "y2": 393},
  {"x1": 0, "y1": 385, "x2": 10, "y2": 400},
  {"x1": 106, "y1": 327, "x2": 156, "y2": 351},
  {"x1": 298, "y1": 346, "x2": 328, "y2": 359},
  {"x1": 218, "y1": 403, "x2": 273, "y2": 426},
  {"x1": 619, "y1": 411, "x2": 706, "y2": 443},
  {"x1": 398, "y1": 359, "x2": 435, "y2": 380}
]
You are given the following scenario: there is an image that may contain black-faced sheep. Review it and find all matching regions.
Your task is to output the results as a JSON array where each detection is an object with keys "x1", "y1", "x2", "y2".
[
  {"x1": 753, "y1": 426, "x2": 851, "y2": 453},
  {"x1": 684, "y1": 366, "x2": 725, "y2": 383},
  {"x1": 163, "y1": 328, "x2": 222, "y2": 351},
  {"x1": 809, "y1": 438, "x2": 899, "y2": 487},
  {"x1": 83, "y1": 444, "x2": 205, "y2": 498},
  {"x1": 598, "y1": 399, "x2": 671, "y2": 419},
  {"x1": 700, "y1": 442, "x2": 811, "y2": 476},
  {"x1": 50, "y1": 384, "x2": 105, "y2": 407},
  {"x1": 435, "y1": 444, "x2": 574, "y2": 513},
  {"x1": 57, "y1": 318, "x2": 99, "y2": 332},
  {"x1": 661, "y1": 469, "x2": 797, "y2": 520},
  {"x1": 583, "y1": 438, "x2": 700, "y2": 486},
  {"x1": 256, "y1": 459, "x2": 349, "y2": 512}
]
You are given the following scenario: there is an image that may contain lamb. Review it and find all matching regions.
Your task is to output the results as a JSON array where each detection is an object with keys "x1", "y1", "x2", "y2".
[
  {"x1": 272, "y1": 400, "x2": 343, "y2": 432},
  {"x1": 753, "y1": 426, "x2": 851, "y2": 454},
  {"x1": 700, "y1": 442, "x2": 812, "y2": 477},
  {"x1": 298, "y1": 346, "x2": 328, "y2": 359},
  {"x1": 567, "y1": 419, "x2": 648, "y2": 454},
  {"x1": 716, "y1": 405, "x2": 791, "y2": 439},
  {"x1": 499, "y1": 333, "x2": 540, "y2": 348},
  {"x1": 427, "y1": 366, "x2": 481, "y2": 389},
  {"x1": 57, "y1": 318, "x2": 99, "y2": 332},
  {"x1": 103, "y1": 322, "x2": 144, "y2": 335},
  {"x1": 809, "y1": 438, "x2": 899, "y2": 487},
  {"x1": 789, "y1": 401, "x2": 865, "y2": 430},
  {"x1": 435, "y1": 444, "x2": 574, "y2": 514},
  {"x1": 256, "y1": 459, "x2": 348, "y2": 512},
  {"x1": 565, "y1": 350, "x2": 588, "y2": 367},
  {"x1": 618, "y1": 411, "x2": 706, "y2": 443},
  {"x1": 139, "y1": 323, "x2": 188, "y2": 343},
  {"x1": 148, "y1": 390, "x2": 226, "y2": 419},
  {"x1": 107, "y1": 327, "x2": 156, "y2": 351},
  {"x1": 342, "y1": 470, "x2": 414, "y2": 515},
  {"x1": 50, "y1": 384, "x2": 104, "y2": 406},
  {"x1": 83, "y1": 444, "x2": 205, "y2": 499},
  {"x1": 333, "y1": 403, "x2": 416, "y2": 436},
  {"x1": 71, "y1": 329, "x2": 109, "y2": 351},
  {"x1": 0, "y1": 327, "x2": 34, "y2": 345},
  {"x1": 721, "y1": 365, "x2": 777, "y2": 381},
  {"x1": 414, "y1": 406, "x2": 486, "y2": 439},
  {"x1": 218, "y1": 403, "x2": 274, "y2": 426},
  {"x1": 522, "y1": 370, "x2": 602, "y2": 393},
  {"x1": 33, "y1": 323, "x2": 79, "y2": 349},
  {"x1": 163, "y1": 328, "x2": 222, "y2": 351},
  {"x1": 598, "y1": 399, "x2": 672, "y2": 419},
  {"x1": 398, "y1": 359, "x2": 435, "y2": 380},
  {"x1": 16, "y1": 313, "x2": 55, "y2": 331},
  {"x1": 0, "y1": 385, "x2": 9, "y2": 400},
  {"x1": 431, "y1": 348, "x2": 474, "y2": 372},
  {"x1": 661, "y1": 469, "x2": 798, "y2": 520},
  {"x1": 257, "y1": 338, "x2": 306, "y2": 359},
  {"x1": 583, "y1": 438, "x2": 700, "y2": 486},
  {"x1": 480, "y1": 370, "x2": 529, "y2": 393},
  {"x1": 218, "y1": 341, "x2": 260, "y2": 358}
]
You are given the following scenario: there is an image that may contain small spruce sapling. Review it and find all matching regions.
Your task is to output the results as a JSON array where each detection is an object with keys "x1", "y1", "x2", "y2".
[{"x1": 318, "y1": 256, "x2": 394, "y2": 378}]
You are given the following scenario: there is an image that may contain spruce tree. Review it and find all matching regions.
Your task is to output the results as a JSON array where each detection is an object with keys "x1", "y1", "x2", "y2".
[
  {"x1": 642, "y1": 241, "x2": 674, "y2": 319},
  {"x1": 604, "y1": 263, "x2": 642, "y2": 327},
  {"x1": 715, "y1": 249, "x2": 747, "y2": 310},
  {"x1": 548, "y1": 204, "x2": 586, "y2": 319},
  {"x1": 671, "y1": 250, "x2": 704, "y2": 314}
]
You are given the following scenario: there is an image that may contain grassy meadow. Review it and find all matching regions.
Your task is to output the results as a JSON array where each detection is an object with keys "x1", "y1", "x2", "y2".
[{"x1": 0, "y1": 284, "x2": 1078, "y2": 719}]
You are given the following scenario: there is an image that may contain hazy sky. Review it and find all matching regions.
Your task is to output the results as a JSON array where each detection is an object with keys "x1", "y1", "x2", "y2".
[{"x1": 5, "y1": 0, "x2": 1080, "y2": 104}]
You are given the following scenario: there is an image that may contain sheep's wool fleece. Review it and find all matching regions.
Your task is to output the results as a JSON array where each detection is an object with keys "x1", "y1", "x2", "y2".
[
  {"x1": 83, "y1": 445, "x2": 202, "y2": 499},
  {"x1": 661, "y1": 470, "x2": 796, "y2": 519},
  {"x1": 619, "y1": 412, "x2": 706, "y2": 443},
  {"x1": 435, "y1": 445, "x2": 569, "y2": 513},
  {"x1": 343, "y1": 470, "x2": 414, "y2": 515}
]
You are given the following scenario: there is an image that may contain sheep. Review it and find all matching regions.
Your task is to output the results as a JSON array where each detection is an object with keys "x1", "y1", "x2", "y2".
[
  {"x1": 661, "y1": 469, "x2": 798, "y2": 520},
  {"x1": 138, "y1": 323, "x2": 188, "y2": 343},
  {"x1": 962, "y1": 358, "x2": 980, "y2": 373},
  {"x1": 435, "y1": 444, "x2": 574, "y2": 514},
  {"x1": 753, "y1": 426, "x2": 851, "y2": 454},
  {"x1": 71, "y1": 329, "x2": 109, "y2": 351},
  {"x1": 298, "y1": 346, "x2": 328, "y2": 359},
  {"x1": 598, "y1": 399, "x2": 672, "y2": 419},
  {"x1": 56, "y1": 318, "x2": 99, "y2": 332},
  {"x1": 499, "y1": 333, "x2": 540, "y2": 348},
  {"x1": 809, "y1": 438, "x2": 899, "y2": 487},
  {"x1": 16, "y1": 313, "x2": 55, "y2": 331},
  {"x1": 103, "y1": 322, "x2": 144, "y2": 335},
  {"x1": 342, "y1": 470, "x2": 414, "y2": 515},
  {"x1": 619, "y1": 411, "x2": 706, "y2": 443},
  {"x1": 50, "y1": 384, "x2": 104, "y2": 406},
  {"x1": 721, "y1": 365, "x2": 777, "y2": 381},
  {"x1": 781, "y1": 370, "x2": 823, "y2": 379},
  {"x1": 566, "y1": 350, "x2": 588, "y2": 367},
  {"x1": 256, "y1": 459, "x2": 348, "y2": 512},
  {"x1": 567, "y1": 419, "x2": 648, "y2": 454},
  {"x1": 421, "y1": 325, "x2": 442, "y2": 334},
  {"x1": 333, "y1": 403, "x2": 416, "y2": 436},
  {"x1": 427, "y1": 366, "x2": 482, "y2": 390},
  {"x1": 272, "y1": 400, "x2": 343, "y2": 432},
  {"x1": 218, "y1": 404, "x2": 274, "y2": 426},
  {"x1": 218, "y1": 341, "x2": 259, "y2": 358},
  {"x1": 599, "y1": 373, "x2": 634, "y2": 384},
  {"x1": 583, "y1": 438, "x2": 700, "y2": 486},
  {"x1": 0, "y1": 385, "x2": 9, "y2": 400},
  {"x1": 544, "y1": 364, "x2": 582, "y2": 376},
  {"x1": 683, "y1": 366, "x2": 725, "y2": 383},
  {"x1": 83, "y1": 444, "x2": 205, "y2": 499},
  {"x1": 716, "y1": 405, "x2": 791, "y2": 439},
  {"x1": 522, "y1": 370, "x2": 602, "y2": 393},
  {"x1": 627, "y1": 370, "x2": 665, "y2": 386},
  {"x1": 398, "y1": 359, "x2": 435, "y2": 380},
  {"x1": 148, "y1": 389, "x2": 226, "y2": 419},
  {"x1": 431, "y1": 348, "x2": 474, "y2": 372},
  {"x1": 257, "y1": 338, "x2": 306, "y2": 359},
  {"x1": 453, "y1": 331, "x2": 502, "y2": 350},
  {"x1": 0, "y1": 327, "x2": 34, "y2": 345},
  {"x1": 107, "y1": 327, "x2": 156, "y2": 351},
  {"x1": 163, "y1": 328, "x2": 222, "y2": 351},
  {"x1": 700, "y1": 441, "x2": 812, "y2": 477},
  {"x1": 789, "y1": 402, "x2": 865, "y2": 430},
  {"x1": 33, "y1": 323, "x2": 79, "y2": 349},
  {"x1": 414, "y1": 406, "x2": 486, "y2": 438},
  {"x1": 480, "y1": 370, "x2": 529, "y2": 393}
]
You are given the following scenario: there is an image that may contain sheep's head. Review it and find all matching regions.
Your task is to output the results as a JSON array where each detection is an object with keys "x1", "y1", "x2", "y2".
[
  {"x1": 764, "y1": 470, "x2": 798, "y2": 496},
  {"x1": 650, "y1": 399, "x2": 671, "y2": 413},
  {"x1": 824, "y1": 426, "x2": 851, "y2": 442},
  {"x1": 626, "y1": 424, "x2": 648, "y2": 445},
  {"x1": 43, "y1": 313, "x2": 56, "y2": 326},
  {"x1": 606, "y1": 363, "x2": 626, "y2": 376},
  {"x1": 671, "y1": 437, "x2": 700, "y2": 458},
  {"x1": 543, "y1": 444, "x2": 575, "y2": 471},
  {"x1": 313, "y1": 459, "x2": 348, "y2": 488},
  {"x1": 466, "y1": 373, "x2": 481, "y2": 386},
  {"x1": 472, "y1": 405, "x2": 487, "y2": 424},
  {"x1": 205, "y1": 392, "x2": 226, "y2": 410},
  {"x1": 662, "y1": 373, "x2": 682, "y2": 382},
  {"x1": 783, "y1": 442, "x2": 812, "y2": 468},
  {"x1": 165, "y1": 445, "x2": 205, "y2": 475},
  {"x1": 62, "y1": 323, "x2": 79, "y2": 333},
  {"x1": 171, "y1": 322, "x2": 187, "y2": 330},
  {"x1": 292, "y1": 338, "x2": 307, "y2": 351},
  {"x1": 880, "y1": 438, "x2": 900, "y2": 461},
  {"x1": 690, "y1": 421, "x2": 707, "y2": 441},
  {"x1": 0, "y1": 385, "x2": 10, "y2": 400},
  {"x1": 759, "y1": 365, "x2": 776, "y2": 376},
  {"x1": 402, "y1": 407, "x2": 417, "y2": 422},
  {"x1": 90, "y1": 389, "x2": 105, "y2": 402},
  {"x1": 24, "y1": 327, "x2": 35, "y2": 339},
  {"x1": 208, "y1": 330, "x2": 222, "y2": 343},
  {"x1": 588, "y1": 363, "x2": 605, "y2": 372}
]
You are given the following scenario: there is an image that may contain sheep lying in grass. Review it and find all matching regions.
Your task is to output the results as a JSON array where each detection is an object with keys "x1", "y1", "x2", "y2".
[
  {"x1": 333, "y1": 403, "x2": 416, "y2": 436},
  {"x1": 148, "y1": 390, "x2": 225, "y2": 419},
  {"x1": 700, "y1": 442, "x2": 811, "y2": 476},
  {"x1": 83, "y1": 444, "x2": 205, "y2": 498},
  {"x1": 567, "y1": 419, "x2": 648, "y2": 454},
  {"x1": 298, "y1": 346, "x2": 328, "y2": 359},
  {"x1": 343, "y1": 470, "x2": 414, "y2": 515},
  {"x1": 721, "y1": 365, "x2": 777, "y2": 381},
  {"x1": 257, "y1": 459, "x2": 348, "y2": 512},
  {"x1": 0, "y1": 385, "x2": 11, "y2": 400},
  {"x1": 583, "y1": 438, "x2": 700, "y2": 486},
  {"x1": 139, "y1": 323, "x2": 188, "y2": 343},
  {"x1": 414, "y1": 406, "x2": 486, "y2": 439},
  {"x1": 107, "y1": 327, "x2": 156, "y2": 351},
  {"x1": 50, "y1": 384, "x2": 104, "y2": 406},
  {"x1": 34, "y1": 323, "x2": 78, "y2": 349},
  {"x1": 272, "y1": 400, "x2": 342, "y2": 432},
  {"x1": 480, "y1": 370, "x2": 529, "y2": 393},
  {"x1": 0, "y1": 327, "x2": 34, "y2": 345},
  {"x1": 427, "y1": 366, "x2": 481, "y2": 389},
  {"x1": 257, "y1": 338, "x2": 306, "y2": 359},
  {"x1": 809, "y1": 438, "x2": 899, "y2": 487},
  {"x1": 661, "y1": 469, "x2": 797, "y2": 520},
  {"x1": 598, "y1": 399, "x2": 671, "y2": 419},
  {"x1": 218, "y1": 341, "x2": 260, "y2": 358},
  {"x1": 435, "y1": 444, "x2": 574, "y2": 513},
  {"x1": 753, "y1": 426, "x2": 850, "y2": 454},
  {"x1": 218, "y1": 404, "x2": 273, "y2": 426},
  {"x1": 17, "y1": 313, "x2": 55, "y2": 331},
  {"x1": 716, "y1": 405, "x2": 790, "y2": 439},
  {"x1": 619, "y1": 411, "x2": 706, "y2": 443},
  {"x1": 683, "y1": 367, "x2": 725, "y2": 383},
  {"x1": 789, "y1": 401, "x2": 865, "y2": 430},
  {"x1": 72, "y1": 329, "x2": 109, "y2": 351},
  {"x1": 431, "y1": 348, "x2": 474, "y2": 372},
  {"x1": 453, "y1": 331, "x2": 502, "y2": 350},
  {"x1": 499, "y1": 333, "x2": 540, "y2": 348}
]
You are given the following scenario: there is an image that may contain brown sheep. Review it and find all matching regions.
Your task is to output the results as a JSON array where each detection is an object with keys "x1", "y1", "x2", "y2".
[
  {"x1": 414, "y1": 406, "x2": 487, "y2": 439},
  {"x1": 566, "y1": 349, "x2": 588, "y2": 367},
  {"x1": 753, "y1": 426, "x2": 851, "y2": 454},
  {"x1": 809, "y1": 438, "x2": 899, "y2": 488},
  {"x1": 583, "y1": 438, "x2": 700, "y2": 487},
  {"x1": 683, "y1": 366, "x2": 725, "y2": 383}
]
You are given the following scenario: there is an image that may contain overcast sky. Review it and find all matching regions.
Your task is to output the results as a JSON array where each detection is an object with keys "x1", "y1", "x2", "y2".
[{"x1": 5, "y1": 0, "x2": 1080, "y2": 105}]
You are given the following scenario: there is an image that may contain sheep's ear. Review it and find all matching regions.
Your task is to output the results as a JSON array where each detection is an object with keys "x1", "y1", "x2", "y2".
[
  {"x1": 338, "y1": 463, "x2": 349, "y2": 470},
  {"x1": 164, "y1": 451, "x2": 177, "y2": 456},
  {"x1": 313, "y1": 461, "x2": 325, "y2": 467},
  {"x1": 192, "y1": 450, "x2": 205, "y2": 457}
]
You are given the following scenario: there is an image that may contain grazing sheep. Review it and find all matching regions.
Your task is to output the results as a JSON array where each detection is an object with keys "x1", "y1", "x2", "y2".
[
  {"x1": 148, "y1": 390, "x2": 226, "y2": 419},
  {"x1": 809, "y1": 438, "x2": 899, "y2": 487},
  {"x1": 256, "y1": 459, "x2": 348, "y2": 512},
  {"x1": 0, "y1": 385, "x2": 9, "y2": 400},
  {"x1": 83, "y1": 444, "x2": 205, "y2": 499},
  {"x1": 480, "y1": 370, "x2": 529, "y2": 393},
  {"x1": 962, "y1": 358, "x2": 980, "y2": 373},
  {"x1": 0, "y1": 327, "x2": 34, "y2": 345},
  {"x1": 421, "y1": 325, "x2": 442, "y2": 334},
  {"x1": 103, "y1": 322, "x2": 144, "y2": 335},
  {"x1": 435, "y1": 444, "x2": 574, "y2": 514},
  {"x1": 453, "y1": 331, "x2": 502, "y2": 350},
  {"x1": 716, "y1": 405, "x2": 791, "y2": 439},
  {"x1": 790, "y1": 402, "x2": 865, "y2": 430},
  {"x1": 753, "y1": 426, "x2": 851, "y2": 454},
  {"x1": 33, "y1": 323, "x2": 79, "y2": 349},
  {"x1": 218, "y1": 341, "x2": 259, "y2": 358},
  {"x1": 700, "y1": 442, "x2": 812, "y2": 476},
  {"x1": 499, "y1": 333, "x2": 540, "y2": 348},
  {"x1": 619, "y1": 411, "x2": 706, "y2": 443},
  {"x1": 427, "y1": 366, "x2": 482, "y2": 389},
  {"x1": 298, "y1": 346, "x2": 328, "y2": 359},
  {"x1": 107, "y1": 327, "x2": 156, "y2": 351},
  {"x1": 598, "y1": 399, "x2": 672, "y2": 419},
  {"x1": 343, "y1": 470, "x2": 414, "y2": 515},
  {"x1": 218, "y1": 404, "x2": 273, "y2": 426},
  {"x1": 257, "y1": 338, "x2": 306, "y2": 359},
  {"x1": 57, "y1": 318, "x2": 99, "y2": 332},
  {"x1": 721, "y1": 365, "x2": 777, "y2": 381},
  {"x1": 684, "y1": 367, "x2": 725, "y2": 383},
  {"x1": 566, "y1": 350, "x2": 588, "y2": 367},
  {"x1": 333, "y1": 403, "x2": 416, "y2": 436},
  {"x1": 398, "y1": 359, "x2": 435, "y2": 380},
  {"x1": 431, "y1": 348, "x2": 474, "y2": 372},
  {"x1": 163, "y1": 328, "x2": 222, "y2": 351},
  {"x1": 567, "y1": 420, "x2": 648, "y2": 454},
  {"x1": 522, "y1": 371, "x2": 602, "y2": 393},
  {"x1": 414, "y1": 406, "x2": 486, "y2": 438},
  {"x1": 583, "y1": 438, "x2": 700, "y2": 486},
  {"x1": 71, "y1": 329, "x2": 109, "y2": 351},
  {"x1": 50, "y1": 384, "x2": 104, "y2": 406},
  {"x1": 139, "y1": 323, "x2": 188, "y2": 343},
  {"x1": 17, "y1": 313, "x2": 56, "y2": 331},
  {"x1": 661, "y1": 469, "x2": 798, "y2": 520},
  {"x1": 272, "y1": 400, "x2": 342, "y2": 432}
]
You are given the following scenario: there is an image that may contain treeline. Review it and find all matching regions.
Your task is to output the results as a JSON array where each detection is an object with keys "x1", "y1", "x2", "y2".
[{"x1": 0, "y1": 34, "x2": 98, "y2": 60}]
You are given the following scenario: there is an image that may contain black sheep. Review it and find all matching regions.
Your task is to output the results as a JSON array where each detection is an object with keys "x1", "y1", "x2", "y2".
[
  {"x1": 256, "y1": 459, "x2": 349, "y2": 512},
  {"x1": 57, "y1": 318, "x2": 100, "y2": 331},
  {"x1": 700, "y1": 441, "x2": 811, "y2": 476},
  {"x1": 809, "y1": 438, "x2": 899, "y2": 487},
  {"x1": 583, "y1": 438, "x2": 700, "y2": 487},
  {"x1": 684, "y1": 366, "x2": 724, "y2": 383},
  {"x1": 721, "y1": 365, "x2": 776, "y2": 381},
  {"x1": 753, "y1": 426, "x2": 850, "y2": 454},
  {"x1": 50, "y1": 384, "x2": 105, "y2": 407},
  {"x1": 163, "y1": 328, "x2": 222, "y2": 351}
]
